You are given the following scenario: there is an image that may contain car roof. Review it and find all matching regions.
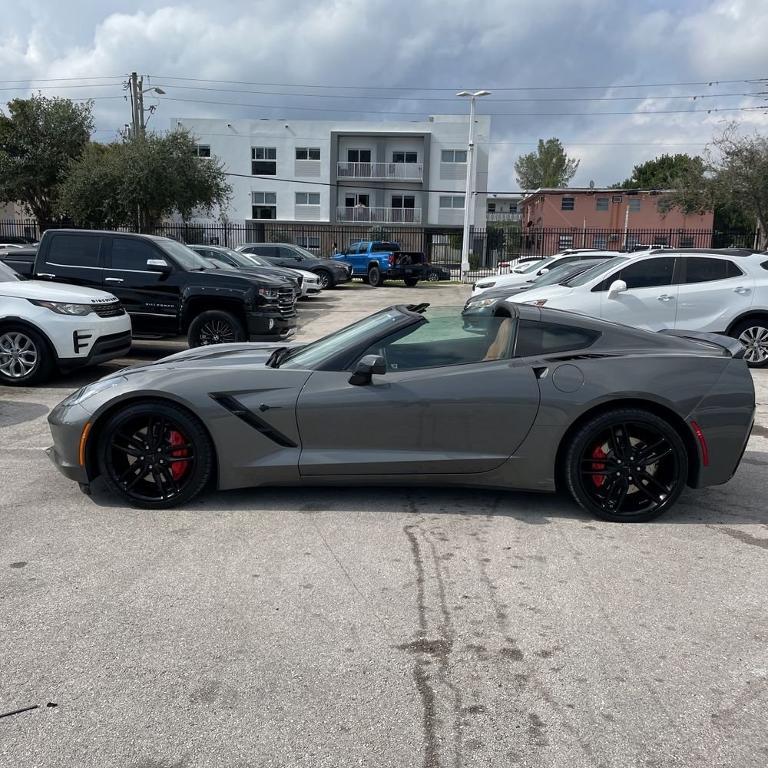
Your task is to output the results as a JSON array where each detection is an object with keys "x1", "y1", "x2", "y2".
[{"x1": 650, "y1": 247, "x2": 758, "y2": 257}]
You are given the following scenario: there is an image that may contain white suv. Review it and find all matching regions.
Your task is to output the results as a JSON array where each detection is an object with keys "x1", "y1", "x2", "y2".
[
  {"x1": 512, "y1": 248, "x2": 768, "y2": 367},
  {"x1": 0, "y1": 261, "x2": 132, "y2": 385}
]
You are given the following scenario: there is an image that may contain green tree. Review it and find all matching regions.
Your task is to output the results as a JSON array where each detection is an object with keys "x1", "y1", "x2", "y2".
[
  {"x1": 0, "y1": 95, "x2": 93, "y2": 230},
  {"x1": 514, "y1": 138, "x2": 580, "y2": 189},
  {"x1": 662, "y1": 126, "x2": 768, "y2": 247},
  {"x1": 57, "y1": 130, "x2": 231, "y2": 231},
  {"x1": 616, "y1": 153, "x2": 706, "y2": 190}
]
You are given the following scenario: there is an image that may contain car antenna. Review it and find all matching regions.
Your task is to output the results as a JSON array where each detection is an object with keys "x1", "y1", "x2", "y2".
[{"x1": 406, "y1": 303, "x2": 430, "y2": 314}]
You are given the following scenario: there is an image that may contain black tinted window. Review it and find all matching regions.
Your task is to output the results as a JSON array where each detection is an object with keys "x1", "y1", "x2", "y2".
[
  {"x1": 596, "y1": 257, "x2": 675, "y2": 291},
  {"x1": 248, "y1": 246, "x2": 277, "y2": 258},
  {"x1": 682, "y1": 257, "x2": 742, "y2": 283},
  {"x1": 372, "y1": 242, "x2": 397, "y2": 252},
  {"x1": 278, "y1": 247, "x2": 300, "y2": 260},
  {"x1": 515, "y1": 320, "x2": 599, "y2": 357},
  {"x1": 47, "y1": 234, "x2": 101, "y2": 267},
  {"x1": 111, "y1": 238, "x2": 161, "y2": 270}
]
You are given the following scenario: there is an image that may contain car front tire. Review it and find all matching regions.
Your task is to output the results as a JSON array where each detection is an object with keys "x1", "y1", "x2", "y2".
[
  {"x1": 97, "y1": 400, "x2": 214, "y2": 509},
  {"x1": 188, "y1": 310, "x2": 245, "y2": 348},
  {"x1": 564, "y1": 408, "x2": 688, "y2": 523},
  {"x1": 0, "y1": 325, "x2": 54, "y2": 386},
  {"x1": 730, "y1": 319, "x2": 768, "y2": 368},
  {"x1": 315, "y1": 269, "x2": 334, "y2": 289}
]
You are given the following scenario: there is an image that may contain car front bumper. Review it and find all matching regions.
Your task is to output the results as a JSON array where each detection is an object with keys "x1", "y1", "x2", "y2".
[
  {"x1": 47, "y1": 400, "x2": 92, "y2": 484},
  {"x1": 246, "y1": 311, "x2": 296, "y2": 340}
]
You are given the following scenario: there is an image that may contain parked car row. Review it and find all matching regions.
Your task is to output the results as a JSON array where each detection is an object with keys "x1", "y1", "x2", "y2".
[
  {"x1": 470, "y1": 247, "x2": 768, "y2": 367},
  {"x1": 0, "y1": 231, "x2": 352, "y2": 386}
]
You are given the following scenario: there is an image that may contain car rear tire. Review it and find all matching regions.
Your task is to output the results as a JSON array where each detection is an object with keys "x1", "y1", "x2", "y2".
[
  {"x1": 315, "y1": 269, "x2": 333, "y2": 289},
  {"x1": 564, "y1": 408, "x2": 688, "y2": 523},
  {"x1": 404, "y1": 277, "x2": 419, "y2": 287},
  {"x1": 730, "y1": 319, "x2": 768, "y2": 368},
  {"x1": 97, "y1": 400, "x2": 214, "y2": 509},
  {"x1": 0, "y1": 325, "x2": 54, "y2": 386},
  {"x1": 368, "y1": 265, "x2": 384, "y2": 288},
  {"x1": 427, "y1": 271, "x2": 440, "y2": 282},
  {"x1": 188, "y1": 310, "x2": 245, "y2": 348}
]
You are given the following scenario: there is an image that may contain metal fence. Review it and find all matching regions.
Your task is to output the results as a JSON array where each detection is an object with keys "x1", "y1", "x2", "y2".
[{"x1": 1, "y1": 219, "x2": 758, "y2": 279}]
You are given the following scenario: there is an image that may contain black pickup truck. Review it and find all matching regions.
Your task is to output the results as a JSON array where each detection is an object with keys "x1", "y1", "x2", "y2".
[{"x1": 7, "y1": 230, "x2": 297, "y2": 347}]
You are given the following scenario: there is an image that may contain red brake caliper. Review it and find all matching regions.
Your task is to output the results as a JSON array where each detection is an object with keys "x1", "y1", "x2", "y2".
[
  {"x1": 168, "y1": 430, "x2": 189, "y2": 480},
  {"x1": 591, "y1": 444, "x2": 607, "y2": 487}
]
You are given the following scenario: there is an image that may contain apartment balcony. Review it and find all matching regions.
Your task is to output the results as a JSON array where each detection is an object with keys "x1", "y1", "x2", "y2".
[
  {"x1": 487, "y1": 212, "x2": 522, "y2": 223},
  {"x1": 337, "y1": 206, "x2": 422, "y2": 224},
  {"x1": 337, "y1": 162, "x2": 424, "y2": 181}
]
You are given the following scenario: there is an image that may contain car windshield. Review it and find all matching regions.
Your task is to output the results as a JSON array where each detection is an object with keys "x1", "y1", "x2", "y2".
[
  {"x1": 530, "y1": 261, "x2": 600, "y2": 287},
  {"x1": 280, "y1": 308, "x2": 407, "y2": 369},
  {"x1": 158, "y1": 239, "x2": 211, "y2": 271},
  {"x1": 563, "y1": 256, "x2": 629, "y2": 287},
  {"x1": 291, "y1": 245, "x2": 319, "y2": 260},
  {"x1": 0, "y1": 262, "x2": 20, "y2": 282},
  {"x1": 214, "y1": 248, "x2": 259, "y2": 269},
  {"x1": 241, "y1": 252, "x2": 272, "y2": 268},
  {"x1": 518, "y1": 257, "x2": 554, "y2": 274}
]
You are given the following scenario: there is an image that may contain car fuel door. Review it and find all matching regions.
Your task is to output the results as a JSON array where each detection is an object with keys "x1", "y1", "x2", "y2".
[{"x1": 295, "y1": 360, "x2": 540, "y2": 476}]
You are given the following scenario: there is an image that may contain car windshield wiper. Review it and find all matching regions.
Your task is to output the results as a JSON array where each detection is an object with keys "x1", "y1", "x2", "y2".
[{"x1": 266, "y1": 346, "x2": 290, "y2": 368}]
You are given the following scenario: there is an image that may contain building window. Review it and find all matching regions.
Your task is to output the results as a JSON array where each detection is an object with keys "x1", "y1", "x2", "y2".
[
  {"x1": 559, "y1": 234, "x2": 574, "y2": 249},
  {"x1": 296, "y1": 147, "x2": 321, "y2": 160},
  {"x1": 596, "y1": 197, "x2": 609, "y2": 211},
  {"x1": 194, "y1": 144, "x2": 211, "y2": 158},
  {"x1": 628, "y1": 198, "x2": 641, "y2": 212},
  {"x1": 391, "y1": 195, "x2": 416, "y2": 209},
  {"x1": 345, "y1": 194, "x2": 370, "y2": 207},
  {"x1": 295, "y1": 192, "x2": 321, "y2": 206},
  {"x1": 561, "y1": 197, "x2": 575, "y2": 211},
  {"x1": 439, "y1": 195, "x2": 465, "y2": 209},
  {"x1": 251, "y1": 147, "x2": 277, "y2": 175},
  {"x1": 487, "y1": 203, "x2": 496, "y2": 213},
  {"x1": 295, "y1": 235, "x2": 321, "y2": 251},
  {"x1": 593, "y1": 234, "x2": 607, "y2": 249},
  {"x1": 393, "y1": 151, "x2": 418, "y2": 163},
  {"x1": 611, "y1": 194, "x2": 623, "y2": 203},
  {"x1": 441, "y1": 149, "x2": 467, "y2": 163},
  {"x1": 251, "y1": 191, "x2": 277, "y2": 219},
  {"x1": 347, "y1": 149, "x2": 372, "y2": 163}
]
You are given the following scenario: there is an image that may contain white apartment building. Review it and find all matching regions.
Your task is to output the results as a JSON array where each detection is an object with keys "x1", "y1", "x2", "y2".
[{"x1": 173, "y1": 115, "x2": 490, "y2": 230}]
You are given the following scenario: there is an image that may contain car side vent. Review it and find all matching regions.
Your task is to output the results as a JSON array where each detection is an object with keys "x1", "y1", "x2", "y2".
[{"x1": 209, "y1": 392, "x2": 297, "y2": 447}]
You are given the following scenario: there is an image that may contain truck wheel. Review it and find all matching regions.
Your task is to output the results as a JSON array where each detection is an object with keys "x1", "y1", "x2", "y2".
[
  {"x1": 404, "y1": 277, "x2": 419, "y2": 287},
  {"x1": 0, "y1": 325, "x2": 54, "y2": 386},
  {"x1": 188, "y1": 310, "x2": 245, "y2": 348},
  {"x1": 368, "y1": 265, "x2": 384, "y2": 288},
  {"x1": 315, "y1": 269, "x2": 333, "y2": 289}
]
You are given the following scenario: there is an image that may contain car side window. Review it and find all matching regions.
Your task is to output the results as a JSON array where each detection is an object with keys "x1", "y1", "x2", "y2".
[
  {"x1": 515, "y1": 320, "x2": 599, "y2": 357},
  {"x1": 47, "y1": 234, "x2": 102, "y2": 268},
  {"x1": 110, "y1": 238, "x2": 162, "y2": 270},
  {"x1": 252, "y1": 246, "x2": 276, "y2": 258},
  {"x1": 363, "y1": 313, "x2": 517, "y2": 372},
  {"x1": 682, "y1": 257, "x2": 743, "y2": 283},
  {"x1": 594, "y1": 257, "x2": 676, "y2": 291}
]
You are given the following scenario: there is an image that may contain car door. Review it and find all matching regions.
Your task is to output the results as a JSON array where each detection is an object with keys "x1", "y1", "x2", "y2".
[
  {"x1": 104, "y1": 236, "x2": 179, "y2": 336},
  {"x1": 36, "y1": 231, "x2": 105, "y2": 290},
  {"x1": 296, "y1": 313, "x2": 541, "y2": 476},
  {"x1": 675, "y1": 256, "x2": 753, "y2": 332},
  {"x1": 597, "y1": 256, "x2": 678, "y2": 330}
]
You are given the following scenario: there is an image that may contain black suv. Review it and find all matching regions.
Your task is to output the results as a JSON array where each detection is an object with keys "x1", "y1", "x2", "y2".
[
  {"x1": 32, "y1": 230, "x2": 297, "y2": 346},
  {"x1": 236, "y1": 243, "x2": 351, "y2": 289}
]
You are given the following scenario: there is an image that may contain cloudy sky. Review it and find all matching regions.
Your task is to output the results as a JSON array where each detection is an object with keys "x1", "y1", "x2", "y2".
[{"x1": 2, "y1": 0, "x2": 767, "y2": 192}]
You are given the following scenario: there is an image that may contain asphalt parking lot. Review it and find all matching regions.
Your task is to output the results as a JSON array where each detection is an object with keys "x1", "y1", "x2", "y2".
[{"x1": 2, "y1": 281, "x2": 768, "y2": 768}]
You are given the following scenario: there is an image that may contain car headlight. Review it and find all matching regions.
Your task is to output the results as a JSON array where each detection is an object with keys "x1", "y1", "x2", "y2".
[
  {"x1": 525, "y1": 298, "x2": 548, "y2": 306},
  {"x1": 476, "y1": 281, "x2": 496, "y2": 290},
  {"x1": 29, "y1": 299, "x2": 93, "y2": 316},
  {"x1": 61, "y1": 375, "x2": 126, "y2": 406},
  {"x1": 258, "y1": 287, "x2": 279, "y2": 300},
  {"x1": 468, "y1": 297, "x2": 498, "y2": 310}
]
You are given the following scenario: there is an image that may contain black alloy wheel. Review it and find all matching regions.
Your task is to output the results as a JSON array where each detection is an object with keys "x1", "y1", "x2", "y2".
[
  {"x1": 98, "y1": 401, "x2": 214, "y2": 508},
  {"x1": 565, "y1": 409, "x2": 687, "y2": 522},
  {"x1": 368, "y1": 265, "x2": 383, "y2": 287},
  {"x1": 315, "y1": 269, "x2": 333, "y2": 289},
  {"x1": 188, "y1": 310, "x2": 245, "y2": 348}
]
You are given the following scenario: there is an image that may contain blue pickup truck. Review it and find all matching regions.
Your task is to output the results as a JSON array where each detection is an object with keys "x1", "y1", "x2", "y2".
[{"x1": 332, "y1": 240, "x2": 427, "y2": 287}]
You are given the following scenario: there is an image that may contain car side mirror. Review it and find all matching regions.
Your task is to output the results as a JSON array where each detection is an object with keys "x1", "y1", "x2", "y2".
[
  {"x1": 147, "y1": 258, "x2": 172, "y2": 274},
  {"x1": 607, "y1": 279, "x2": 627, "y2": 299},
  {"x1": 539, "y1": 268, "x2": 549, "y2": 275},
  {"x1": 349, "y1": 354, "x2": 386, "y2": 386}
]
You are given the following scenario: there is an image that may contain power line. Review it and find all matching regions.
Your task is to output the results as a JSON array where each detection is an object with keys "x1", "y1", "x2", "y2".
[
  {"x1": 0, "y1": 76, "x2": 124, "y2": 84},
  {"x1": 0, "y1": 83, "x2": 123, "y2": 92}
]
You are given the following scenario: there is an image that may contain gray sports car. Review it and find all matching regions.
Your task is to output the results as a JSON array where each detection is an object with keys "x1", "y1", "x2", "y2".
[{"x1": 47, "y1": 302, "x2": 755, "y2": 522}]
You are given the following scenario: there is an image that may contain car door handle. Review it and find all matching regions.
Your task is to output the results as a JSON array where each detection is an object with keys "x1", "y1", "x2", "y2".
[
  {"x1": 734, "y1": 286, "x2": 751, "y2": 295},
  {"x1": 657, "y1": 294, "x2": 675, "y2": 301},
  {"x1": 105, "y1": 277, "x2": 124, "y2": 283},
  {"x1": 37, "y1": 272, "x2": 56, "y2": 279}
]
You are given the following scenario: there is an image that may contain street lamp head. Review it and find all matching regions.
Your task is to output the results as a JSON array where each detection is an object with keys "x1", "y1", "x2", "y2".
[
  {"x1": 456, "y1": 90, "x2": 472, "y2": 97},
  {"x1": 473, "y1": 90, "x2": 491, "y2": 97},
  {"x1": 153, "y1": 87, "x2": 166, "y2": 95}
]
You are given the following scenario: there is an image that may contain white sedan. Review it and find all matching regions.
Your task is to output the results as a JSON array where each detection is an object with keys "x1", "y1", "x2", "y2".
[
  {"x1": 291, "y1": 268, "x2": 321, "y2": 297},
  {"x1": 0, "y1": 261, "x2": 132, "y2": 385}
]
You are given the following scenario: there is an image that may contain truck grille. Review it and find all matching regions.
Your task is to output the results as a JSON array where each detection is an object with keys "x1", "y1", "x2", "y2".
[
  {"x1": 91, "y1": 300, "x2": 126, "y2": 318},
  {"x1": 278, "y1": 287, "x2": 296, "y2": 317}
]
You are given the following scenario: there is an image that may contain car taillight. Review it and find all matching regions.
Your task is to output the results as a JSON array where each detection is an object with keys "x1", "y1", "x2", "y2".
[
  {"x1": 388, "y1": 254, "x2": 396, "y2": 266},
  {"x1": 690, "y1": 421, "x2": 709, "y2": 466}
]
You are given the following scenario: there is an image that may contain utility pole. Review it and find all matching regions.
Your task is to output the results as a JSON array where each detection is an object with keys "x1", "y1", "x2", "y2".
[{"x1": 128, "y1": 72, "x2": 140, "y2": 138}]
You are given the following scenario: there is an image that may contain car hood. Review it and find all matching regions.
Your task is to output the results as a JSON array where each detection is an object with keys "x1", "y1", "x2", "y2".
[
  {"x1": 136, "y1": 341, "x2": 305, "y2": 373},
  {"x1": 505, "y1": 284, "x2": 577, "y2": 304},
  {"x1": 0, "y1": 280, "x2": 118, "y2": 303}
]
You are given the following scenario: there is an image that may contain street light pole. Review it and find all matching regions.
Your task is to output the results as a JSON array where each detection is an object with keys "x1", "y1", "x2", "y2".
[{"x1": 457, "y1": 90, "x2": 490, "y2": 280}]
